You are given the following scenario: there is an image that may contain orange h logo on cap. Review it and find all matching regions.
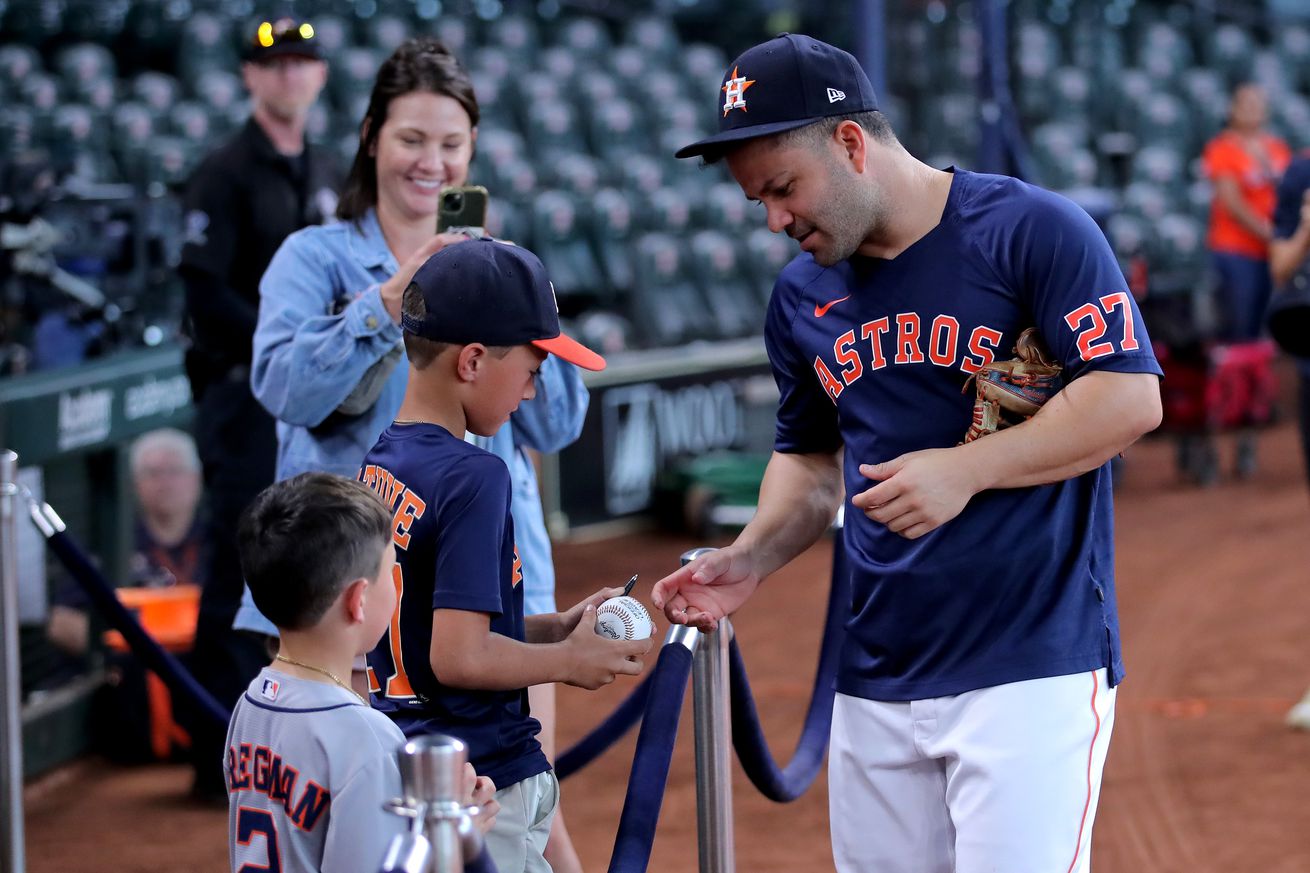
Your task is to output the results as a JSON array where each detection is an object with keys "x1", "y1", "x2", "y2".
[{"x1": 722, "y1": 66, "x2": 756, "y2": 116}]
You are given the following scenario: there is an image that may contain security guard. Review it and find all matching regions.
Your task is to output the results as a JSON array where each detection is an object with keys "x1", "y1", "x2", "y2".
[{"x1": 178, "y1": 16, "x2": 339, "y2": 801}]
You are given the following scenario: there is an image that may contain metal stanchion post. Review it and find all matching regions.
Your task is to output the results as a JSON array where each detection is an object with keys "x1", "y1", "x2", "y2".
[
  {"x1": 682, "y1": 547, "x2": 734, "y2": 873},
  {"x1": 0, "y1": 451, "x2": 25, "y2": 873},
  {"x1": 378, "y1": 734, "x2": 487, "y2": 873}
]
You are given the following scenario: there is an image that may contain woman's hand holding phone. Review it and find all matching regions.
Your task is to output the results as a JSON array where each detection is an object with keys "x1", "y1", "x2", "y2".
[{"x1": 379, "y1": 232, "x2": 473, "y2": 323}]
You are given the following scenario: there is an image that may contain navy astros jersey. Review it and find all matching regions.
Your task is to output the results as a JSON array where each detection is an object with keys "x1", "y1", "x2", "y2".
[
  {"x1": 767, "y1": 169, "x2": 1164, "y2": 701},
  {"x1": 359, "y1": 422, "x2": 549, "y2": 790}
]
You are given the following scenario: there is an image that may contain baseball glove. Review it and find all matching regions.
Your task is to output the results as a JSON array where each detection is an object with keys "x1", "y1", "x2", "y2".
[{"x1": 962, "y1": 327, "x2": 1063, "y2": 443}]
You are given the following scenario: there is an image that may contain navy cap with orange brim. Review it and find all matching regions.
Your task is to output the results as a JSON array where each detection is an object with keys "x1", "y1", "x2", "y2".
[{"x1": 403, "y1": 239, "x2": 606, "y2": 372}]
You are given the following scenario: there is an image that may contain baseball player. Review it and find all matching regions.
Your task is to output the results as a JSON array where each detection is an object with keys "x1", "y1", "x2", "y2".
[
  {"x1": 653, "y1": 35, "x2": 1164, "y2": 872},
  {"x1": 226, "y1": 472, "x2": 496, "y2": 873}
]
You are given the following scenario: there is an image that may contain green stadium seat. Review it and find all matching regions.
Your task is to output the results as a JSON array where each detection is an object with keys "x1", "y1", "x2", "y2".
[
  {"x1": 550, "y1": 151, "x2": 606, "y2": 198},
  {"x1": 168, "y1": 102, "x2": 213, "y2": 146},
  {"x1": 631, "y1": 232, "x2": 712, "y2": 346},
  {"x1": 0, "y1": 107, "x2": 36, "y2": 158},
  {"x1": 308, "y1": 14, "x2": 350, "y2": 56},
  {"x1": 1205, "y1": 24, "x2": 1256, "y2": 87},
  {"x1": 619, "y1": 153, "x2": 666, "y2": 195},
  {"x1": 1, "y1": 0, "x2": 64, "y2": 47},
  {"x1": 625, "y1": 17, "x2": 680, "y2": 61},
  {"x1": 484, "y1": 199, "x2": 529, "y2": 252},
  {"x1": 589, "y1": 187, "x2": 638, "y2": 296},
  {"x1": 1123, "y1": 180, "x2": 1172, "y2": 222},
  {"x1": 524, "y1": 100, "x2": 586, "y2": 155},
  {"x1": 703, "y1": 182, "x2": 752, "y2": 235},
  {"x1": 60, "y1": 0, "x2": 128, "y2": 44},
  {"x1": 587, "y1": 99, "x2": 648, "y2": 164},
  {"x1": 1136, "y1": 22, "x2": 1193, "y2": 87},
  {"x1": 1275, "y1": 25, "x2": 1310, "y2": 91},
  {"x1": 744, "y1": 227, "x2": 797, "y2": 304},
  {"x1": 132, "y1": 72, "x2": 181, "y2": 115},
  {"x1": 363, "y1": 14, "x2": 411, "y2": 55},
  {"x1": 433, "y1": 17, "x2": 473, "y2": 57},
  {"x1": 557, "y1": 17, "x2": 611, "y2": 56},
  {"x1": 488, "y1": 14, "x2": 541, "y2": 64},
  {"x1": 192, "y1": 70, "x2": 245, "y2": 137},
  {"x1": 531, "y1": 189, "x2": 603, "y2": 300},
  {"x1": 688, "y1": 229, "x2": 766, "y2": 339},
  {"x1": 49, "y1": 104, "x2": 116, "y2": 183},
  {"x1": 644, "y1": 187, "x2": 696, "y2": 236},
  {"x1": 330, "y1": 47, "x2": 382, "y2": 107},
  {"x1": 683, "y1": 43, "x2": 728, "y2": 93},
  {"x1": 55, "y1": 44, "x2": 117, "y2": 96}
]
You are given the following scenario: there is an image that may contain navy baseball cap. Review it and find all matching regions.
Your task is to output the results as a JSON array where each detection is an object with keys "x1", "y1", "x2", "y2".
[
  {"x1": 403, "y1": 239, "x2": 606, "y2": 371},
  {"x1": 675, "y1": 34, "x2": 878, "y2": 160},
  {"x1": 245, "y1": 17, "x2": 322, "y2": 62}
]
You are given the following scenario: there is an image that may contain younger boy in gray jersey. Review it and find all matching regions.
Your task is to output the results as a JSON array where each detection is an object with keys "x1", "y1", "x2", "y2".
[{"x1": 226, "y1": 472, "x2": 496, "y2": 873}]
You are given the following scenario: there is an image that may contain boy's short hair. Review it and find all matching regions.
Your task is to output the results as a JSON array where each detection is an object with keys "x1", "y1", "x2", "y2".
[
  {"x1": 402, "y1": 281, "x2": 511, "y2": 369},
  {"x1": 237, "y1": 472, "x2": 392, "y2": 631}
]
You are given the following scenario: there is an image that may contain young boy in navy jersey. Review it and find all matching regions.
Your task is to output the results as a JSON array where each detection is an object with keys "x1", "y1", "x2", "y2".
[
  {"x1": 227, "y1": 472, "x2": 497, "y2": 873},
  {"x1": 359, "y1": 238, "x2": 652, "y2": 873}
]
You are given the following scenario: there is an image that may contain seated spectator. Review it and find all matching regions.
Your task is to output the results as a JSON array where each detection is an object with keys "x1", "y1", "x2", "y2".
[{"x1": 46, "y1": 427, "x2": 206, "y2": 655}]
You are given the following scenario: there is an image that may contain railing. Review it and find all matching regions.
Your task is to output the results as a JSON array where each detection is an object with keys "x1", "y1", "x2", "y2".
[{"x1": 3, "y1": 460, "x2": 849, "y2": 873}]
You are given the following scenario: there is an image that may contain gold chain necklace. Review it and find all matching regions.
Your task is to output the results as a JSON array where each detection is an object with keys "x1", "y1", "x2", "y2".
[{"x1": 274, "y1": 654, "x2": 367, "y2": 705}]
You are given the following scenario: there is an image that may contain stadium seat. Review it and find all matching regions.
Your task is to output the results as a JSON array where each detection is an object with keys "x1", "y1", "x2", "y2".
[
  {"x1": 586, "y1": 99, "x2": 649, "y2": 165},
  {"x1": 620, "y1": 154, "x2": 665, "y2": 196},
  {"x1": 484, "y1": 199, "x2": 529, "y2": 252},
  {"x1": 55, "y1": 44, "x2": 117, "y2": 96},
  {"x1": 308, "y1": 14, "x2": 350, "y2": 56},
  {"x1": 550, "y1": 151, "x2": 606, "y2": 198},
  {"x1": 131, "y1": 72, "x2": 180, "y2": 114},
  {"x1": 703, "y1": 182, "x2": 752, "y2": 235},
  {"x1": 432, "y1": 17, "x2": 473, "y2": 57},
  {"x1": 531, "y1": 189, "x2": 604, "y2": 301},
  {"x1": 330, "y1": 47, "x2": 382, "y2": 107},
  {"x1": 488, "y1": 14, "x2": 541, "y2": 64},
  {"x1": 589, "y1": 187, "x2": 639, "y2": 297},
  {"x1": 1205, "y1": 24, "x2": 1256, "y2": 87},
  {"x1": 682, "y1": 43, "x2": 728, "y2": 92},
  {"x1": 644, "y1": 187, "x2": 697, "y2": 236},
  {"x1": 744, "y1": 228, "x2": 797, "y2": 306},
  {"x1": 688, "y1": 229, "x2": 767, "y2": 339},
  {"x1": 169, "y1": 101, "x2": 213, "y2": 147},
  {"x1": 557, "y1": 17, "x2": 612, "y2": 56},
  {"x1": 363, "y1": 14, "x2": 411, "y2": 54},
  {"x1": 630, "y1": 232, "x2": 712, "y2": 347},
  {"x1": 625, "y1": 16, "x2": 680, "y2": 60},
  {"x1": 192, "y1": 70, "x2": 245, "y2": 137},
  {"x1": 1136, "y1": 22, "x2": 1193, "y2": 87},
  {"x1": 524, "y1": 100, "x2": 586, "y2": 156},
  {"x1": 0, "y1": 107, "x2": 36, "y2": 158}
]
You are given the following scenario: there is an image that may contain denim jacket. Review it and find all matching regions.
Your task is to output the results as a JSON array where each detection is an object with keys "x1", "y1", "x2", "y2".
[{"x1": 237, "y1": 210, "x2": 589, "y2": 634}]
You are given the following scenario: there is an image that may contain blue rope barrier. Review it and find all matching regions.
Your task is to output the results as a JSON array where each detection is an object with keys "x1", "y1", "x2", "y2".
[
  {"x1": 728, "y1": 537, "x2": 849, "y2": 802},
  {"x1": 607, "y1": 641, "x2": 695, "y2": 873},
  {"x1": 42, "y1": 527, "x2": 232, "y2": 727},
  {"x1": 555, "y1": 672, "x2": 652, "y2": 780}
]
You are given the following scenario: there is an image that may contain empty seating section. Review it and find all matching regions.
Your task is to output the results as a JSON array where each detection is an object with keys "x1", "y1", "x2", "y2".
[{"x1": 4, "y1": 2, "x2": 1309, "y2": 351}]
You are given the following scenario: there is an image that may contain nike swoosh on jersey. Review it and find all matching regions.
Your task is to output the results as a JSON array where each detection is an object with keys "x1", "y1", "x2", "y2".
[{"x1": 814, "y1": 295, "x2": 851, "y2": 318}]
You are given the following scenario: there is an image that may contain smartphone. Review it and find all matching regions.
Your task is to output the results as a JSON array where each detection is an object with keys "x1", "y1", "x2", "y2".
[{"x1": 437, "y1": 185, "x2": 489, "y2": 235}]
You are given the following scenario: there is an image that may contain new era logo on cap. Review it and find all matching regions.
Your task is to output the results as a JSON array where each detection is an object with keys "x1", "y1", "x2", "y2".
[{"x1": 675, "y1": 34, "x2": 878, "y2": 160}]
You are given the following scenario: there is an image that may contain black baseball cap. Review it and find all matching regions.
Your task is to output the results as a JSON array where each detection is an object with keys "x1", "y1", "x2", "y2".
[
  {"x1": 675, "y1": 34, "x2": 878, "y2": 160},
  {"x1": 403, "y1": 239, "x2": 606, "y2": 371},
  {"x1": 245, "y1": 17, "x2": 322, "y2": 62}
]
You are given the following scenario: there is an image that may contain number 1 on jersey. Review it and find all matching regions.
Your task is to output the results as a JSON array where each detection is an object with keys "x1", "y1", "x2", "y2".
[{"x1": 379, "y1": 562, "x2": 415, "y2": 698}]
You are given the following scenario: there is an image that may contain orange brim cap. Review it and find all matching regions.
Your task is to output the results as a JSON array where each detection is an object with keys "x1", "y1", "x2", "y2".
[{"x1": 533, "y1": 333, "x2": 606, "y2": 371}]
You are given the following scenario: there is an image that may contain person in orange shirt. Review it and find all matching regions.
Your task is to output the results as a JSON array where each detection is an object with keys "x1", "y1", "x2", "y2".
[{"x1": 1202, "y1": 82, "x2": 1292, "y2": 340}]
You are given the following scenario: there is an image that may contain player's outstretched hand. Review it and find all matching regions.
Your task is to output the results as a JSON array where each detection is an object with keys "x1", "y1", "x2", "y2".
[
  {"x1": 650, "y1": 545, "x2": 761, "y2": 632},
  {"x1": 461, "y1": 763, "x2": 499, "y2": 835},
  {"x1": 851, "y1": 448, "x2": 982, "y2": 539},
  {"x1": 560, "y1": 606, "x2": 652, "y2": 690},
  {"x1": 554, "y1": 586, "x2": 627, "y2": 641},
  {"x1": 378, "y1": 232, "x2": 475, "y2": 322}
]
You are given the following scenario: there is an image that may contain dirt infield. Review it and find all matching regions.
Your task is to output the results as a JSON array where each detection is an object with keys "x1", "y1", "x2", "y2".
[{"x1": 24, "y1": 423, "x2": 1310, "y2": 873}]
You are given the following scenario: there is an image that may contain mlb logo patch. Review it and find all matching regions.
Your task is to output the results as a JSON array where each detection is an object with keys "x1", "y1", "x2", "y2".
[{"x1": 260, "y1": 678, "x2": 280, "y2": 701}]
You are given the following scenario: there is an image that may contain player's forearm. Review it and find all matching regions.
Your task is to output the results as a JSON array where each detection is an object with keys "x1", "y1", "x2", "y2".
[
  {"x1": 962, "y1": 370, "x2": 1162, "y2": 490},
  {"x1": 1218, "y1": 182, "x2": 1271, "y2": 239},
  {"x1": 1270, "y1": 228, "x2": 1310, "y2": 287},
  {"x1": 734, "y1": 450, "x2": 843, "y2": 581}
]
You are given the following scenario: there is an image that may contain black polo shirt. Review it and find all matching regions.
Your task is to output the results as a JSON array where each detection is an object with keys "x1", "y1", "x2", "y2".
[{"x1": 179, "y1": 118, "x2": 341, "y2": 374}]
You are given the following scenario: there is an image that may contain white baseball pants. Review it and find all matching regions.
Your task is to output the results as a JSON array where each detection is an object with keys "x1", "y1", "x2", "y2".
[{"x1": 829, "y1": 669, "x2": 1115, "y2": 873}]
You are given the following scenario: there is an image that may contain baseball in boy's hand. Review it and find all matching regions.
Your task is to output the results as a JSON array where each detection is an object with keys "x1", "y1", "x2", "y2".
[{"x1": 594, "y1": 595, "x2": 653, "y2": 641}]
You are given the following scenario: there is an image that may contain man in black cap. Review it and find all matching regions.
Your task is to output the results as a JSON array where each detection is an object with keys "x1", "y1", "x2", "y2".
[
  {"x1": 654, "y1": 34, "x2": 1163, "y2": 871},
  {"x1": 179, "y1": 16, "x2": 340, "y2": 801}
]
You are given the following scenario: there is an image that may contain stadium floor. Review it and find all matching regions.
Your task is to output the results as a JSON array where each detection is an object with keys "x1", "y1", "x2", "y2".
[{"x1": 23, "y1": 422, "x2": 1310, "y2": 873}]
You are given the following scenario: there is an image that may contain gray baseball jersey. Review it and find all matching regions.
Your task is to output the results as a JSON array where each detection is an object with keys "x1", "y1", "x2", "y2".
[{"x1": 225, "y1": 667, "x2": 406, "y2": 873}]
